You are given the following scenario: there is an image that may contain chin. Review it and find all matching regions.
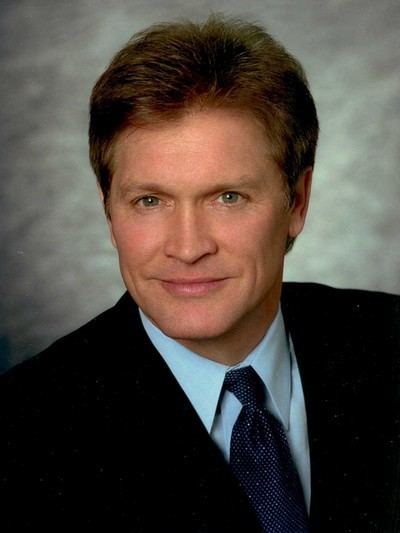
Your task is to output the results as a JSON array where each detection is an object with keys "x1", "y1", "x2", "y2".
[
  {"x1": 144, "y1": 303, "x2": 235, "y2": 343},
  {"x1": 157, "y1": 315, "x2": 228, "y2": 342}
]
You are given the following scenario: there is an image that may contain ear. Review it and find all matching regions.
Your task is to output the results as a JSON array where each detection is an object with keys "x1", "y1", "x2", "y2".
[
  {"x1": 97, "y1": 183, "x2": 117, "y2": 248},
  {"x1": 288, "y1": 167, "x2": 313, "y2": 238}
]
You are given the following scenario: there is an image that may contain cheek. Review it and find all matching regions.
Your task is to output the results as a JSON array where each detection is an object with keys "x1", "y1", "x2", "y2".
[
  {"x1": 111, "y1": 220, "x2": 161, "y2": 267},
  {"x1": 229, "y1": 210, "x2": 288, "y2": 256},
  {"x1": 245, "y1": 216, "x2": 288, "y2": 288}
]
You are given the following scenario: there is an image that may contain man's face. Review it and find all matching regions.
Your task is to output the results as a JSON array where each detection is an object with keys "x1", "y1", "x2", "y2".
[{"x1": 107, "y1": 109, "x2": 311, "y2": 363}]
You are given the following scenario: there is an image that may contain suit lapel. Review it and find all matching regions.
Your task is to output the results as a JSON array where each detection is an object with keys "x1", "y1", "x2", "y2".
[{"x1": 281, "y1": 283, "x2": 348, "y2": 527}]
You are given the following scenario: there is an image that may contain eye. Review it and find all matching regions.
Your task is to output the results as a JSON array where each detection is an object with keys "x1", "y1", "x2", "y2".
[
  {"x1": 217, "y1": 191, "x2": 242, "y2": 204},
  {"x1": 137, "y1": 195, "x2": 160, "y2": 207}
]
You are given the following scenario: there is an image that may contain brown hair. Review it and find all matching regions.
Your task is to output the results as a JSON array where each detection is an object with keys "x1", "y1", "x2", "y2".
[{"x1": 89, "y1": 13, "x2": 318, "y2": 247}]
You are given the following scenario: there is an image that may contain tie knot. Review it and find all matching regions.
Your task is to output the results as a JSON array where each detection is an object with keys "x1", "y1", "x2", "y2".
[{"x1": 223, "y1": 366, "x2": 265, "y2": 408}]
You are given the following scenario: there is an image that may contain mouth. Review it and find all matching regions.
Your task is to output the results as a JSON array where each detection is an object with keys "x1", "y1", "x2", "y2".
[{"x1": 160, "y1": 278, "x2": 228, "y2": 297}]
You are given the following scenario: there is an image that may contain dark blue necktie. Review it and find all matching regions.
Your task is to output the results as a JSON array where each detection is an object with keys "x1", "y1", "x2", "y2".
[{"x1": 223, "y1": 366, "x2": 310, "y2": 532}]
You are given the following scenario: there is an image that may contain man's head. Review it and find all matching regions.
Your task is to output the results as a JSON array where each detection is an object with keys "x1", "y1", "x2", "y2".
[
  {"x1": 89, "y1": 14, "x2": 318, "y2": 249},
  {"x1": 88, "y1": 15, "x2": 318, "y2": 363}
]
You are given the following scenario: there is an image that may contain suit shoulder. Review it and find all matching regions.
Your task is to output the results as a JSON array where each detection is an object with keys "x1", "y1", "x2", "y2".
[
  {"x1": 0, "y1": 292, "x2": 139, "y2": 395},
  {"x1": 282, "y1": 281, "x2": 400, "y2": 311},
  {"x1": 282, "y1": 282, "x2": 400, "y2": 349}
]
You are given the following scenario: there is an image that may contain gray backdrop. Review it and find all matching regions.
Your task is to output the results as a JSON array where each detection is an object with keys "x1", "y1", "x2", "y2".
[{"x1": 1, "y1": 0, "x2": 399, "y2": 371}]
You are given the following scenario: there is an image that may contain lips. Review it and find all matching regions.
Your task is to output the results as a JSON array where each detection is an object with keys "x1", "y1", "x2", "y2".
[{"x1": 160, "y1": 278, "x2": 228, "y2": 297}]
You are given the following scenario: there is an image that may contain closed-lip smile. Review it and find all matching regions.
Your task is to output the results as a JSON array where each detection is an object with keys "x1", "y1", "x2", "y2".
[{"x1": 160, "y1": 277, "x2": 228, "y2": 296}]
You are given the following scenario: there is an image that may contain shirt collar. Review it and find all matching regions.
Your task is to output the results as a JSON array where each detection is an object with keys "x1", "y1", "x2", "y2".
[
  {"x1": 139, "y1": 307, "x2": 291, "y2": 432},
  {"x1": 239, "y1": 308, "x2": 291, "y2": 430}
]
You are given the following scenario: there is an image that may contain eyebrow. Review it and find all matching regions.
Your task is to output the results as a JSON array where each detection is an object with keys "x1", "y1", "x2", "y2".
[
  {"x1": 117, "y1": 175, "x2": 263, "y2": 197},
  {"x1": 117, "y1": 181, "x2": 161, "y2": 197}
]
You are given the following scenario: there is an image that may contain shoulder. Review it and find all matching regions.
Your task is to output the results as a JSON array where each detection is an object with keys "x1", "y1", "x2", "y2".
[
  {"x1": 282, "y1": 281, "x2": 400, "y2": 326},
  {"x1": 0, "y1": 292, "x2": 142, "y2": 403},
  {"x1": 282, "y1": 281, "x2": 400, "y2": 305},
  {"x1": 281, "y1": 282, "x2": 400, "y2": 370}
]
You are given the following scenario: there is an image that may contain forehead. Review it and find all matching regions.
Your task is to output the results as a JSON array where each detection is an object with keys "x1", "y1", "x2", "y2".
[{"x1": 112, "y1": 108, "x2": 276, "y2": 180}]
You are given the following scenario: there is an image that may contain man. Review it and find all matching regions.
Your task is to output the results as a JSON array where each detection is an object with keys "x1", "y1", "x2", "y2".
[{"x1": 1, "y1": 14, "x2": 399, "y2": 533}]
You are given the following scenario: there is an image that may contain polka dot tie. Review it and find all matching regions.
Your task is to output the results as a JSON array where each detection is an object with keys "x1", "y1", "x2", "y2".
[{"x1": 223, "y1": 366, "x2": 310, "y2": 532}]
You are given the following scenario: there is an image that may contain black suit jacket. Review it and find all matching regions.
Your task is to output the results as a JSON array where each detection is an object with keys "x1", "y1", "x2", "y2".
[{"x1": 1, "y1": 283, "x2": 399, "y2": 532}]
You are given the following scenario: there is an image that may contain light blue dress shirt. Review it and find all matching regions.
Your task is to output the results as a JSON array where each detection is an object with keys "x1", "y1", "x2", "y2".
[{"x1": 139, "y1": 307, "x2": 311, "y2": 510}]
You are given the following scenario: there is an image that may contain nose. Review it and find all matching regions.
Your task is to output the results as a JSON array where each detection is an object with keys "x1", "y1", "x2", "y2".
[{"x1": 164, "y1": 205, "x2": 218, "y2": 264}]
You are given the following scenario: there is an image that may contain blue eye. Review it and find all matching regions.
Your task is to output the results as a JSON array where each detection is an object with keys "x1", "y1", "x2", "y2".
[
  {"x1": 219, "y1": 192, "x2": 241, "y2": 204},
  {"x1": 138, "y1": 196, "x2": 160, "y2": 207}
]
